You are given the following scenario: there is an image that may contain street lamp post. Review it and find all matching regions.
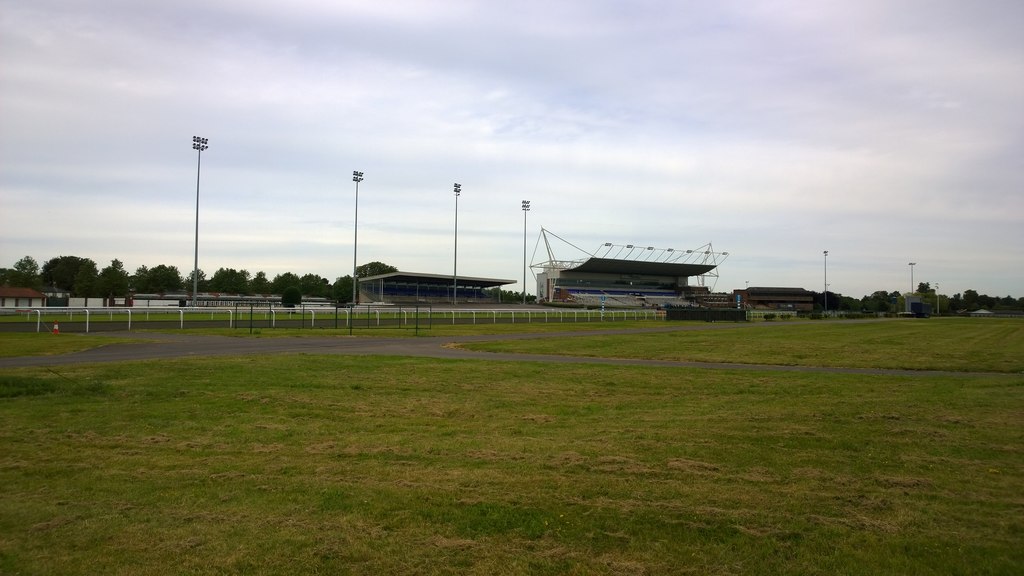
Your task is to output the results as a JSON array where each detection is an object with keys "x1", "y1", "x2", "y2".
[
  {"x1": 908, "y1": 262, "x2": 916, "y2": 294},
  {"x1": 191, "y1": 136, "x2": 208, "y2": 307},
  {"x1": 453, "y1": 183, "x2": 461, "y2": 306},
  {"x1": 352, "y1": 171, "x2": 364, "y2": 305},
  {"x1": 522, "y1": 200, "x2": 530, "y2": 305},
  {"x1": 935, "y1": 282, "x2": 940, "y2": 316}
]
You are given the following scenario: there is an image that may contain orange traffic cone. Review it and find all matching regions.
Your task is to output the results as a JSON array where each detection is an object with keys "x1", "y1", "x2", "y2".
[{"x1": 52, "y1": 322, "x2": 60, "y2": 335}]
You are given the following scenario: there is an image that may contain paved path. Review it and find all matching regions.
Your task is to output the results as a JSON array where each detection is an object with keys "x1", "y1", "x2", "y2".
[{"x1": 0, "y1": 324, "x2": 999, "y2": 377}]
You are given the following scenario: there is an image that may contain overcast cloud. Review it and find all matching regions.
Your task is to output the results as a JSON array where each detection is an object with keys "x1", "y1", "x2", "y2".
[{"x1": 2, "y1": 0, "x2": 1021, "y2": 298}]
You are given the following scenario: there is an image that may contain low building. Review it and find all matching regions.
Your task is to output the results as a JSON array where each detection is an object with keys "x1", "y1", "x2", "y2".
[
  {"x1": 734, "y1": 287, "x2": 814, "y2": 311},
  {"x1": 0, "y1": 286, "x2": 47, "y2": 308}
]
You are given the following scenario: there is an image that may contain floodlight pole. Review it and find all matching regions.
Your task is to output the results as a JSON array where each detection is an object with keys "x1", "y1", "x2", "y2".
[
  {"x1": 191, "y1": 136, "x2": 208, "y2": 307},
  {"x1": 522, "y1": 200, "x2": 530, "y2": 305},
  {"x1": 908, "y1": 262, "x2": 916, "y2": 294},
  {"x1": 823, "y1": 250, "x2": 828, "y2": 316},
  {"x1": 352, "y1": 171, "x2": 364, "y2": 305},
  {"x1": 453, "y1": 183, "x2": 461, "y2": 306}
]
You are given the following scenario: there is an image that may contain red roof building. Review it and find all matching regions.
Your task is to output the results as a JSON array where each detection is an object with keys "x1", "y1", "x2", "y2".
[{"x1": 0, "y1": 286, "x2": 47, "y2": 308}]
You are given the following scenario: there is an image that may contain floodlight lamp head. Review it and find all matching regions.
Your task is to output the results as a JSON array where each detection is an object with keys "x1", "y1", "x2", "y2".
[
  {"x1": 522, "y1": 200, "x2": 530, "y2": 210},
  {"x1": 454, "y1": 183, "x2": 461, "y2": 195},
  {"x1": 352, "y1": 171, "x2": 364, "y2": 182}
]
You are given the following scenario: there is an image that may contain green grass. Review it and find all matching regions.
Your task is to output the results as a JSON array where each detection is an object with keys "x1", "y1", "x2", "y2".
[
  {"x1": 1, "y1": 352, "x2": 1022, "y2": 574},
  {"x1": 185, "y1": 319, "x2": 664, "y2": 338},
  {"x1": 462, "y1": 318, "x2": 1024, "y2": 373},
  {"x1": 1, "y1": 319, "x2": 1022, "y2": 573},
  {"x1": 0, "y1": 333, "x2": 139, "y2": 358}
]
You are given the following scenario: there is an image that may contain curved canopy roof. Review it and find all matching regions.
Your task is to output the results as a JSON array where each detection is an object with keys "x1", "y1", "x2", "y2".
[{"x1": 567, "y1": 258, "x2": 716, "y2": 277}]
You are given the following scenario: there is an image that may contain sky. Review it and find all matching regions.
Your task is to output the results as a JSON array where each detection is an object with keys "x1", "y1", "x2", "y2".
[{"x1": 2, "y1": 0, "x2": 1022, "y2": 299}]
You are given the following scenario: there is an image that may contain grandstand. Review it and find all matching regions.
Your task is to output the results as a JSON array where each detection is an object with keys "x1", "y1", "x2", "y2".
[
  {"x1": 533, "y1": 229, "x2": 729, "y2": 308},
  {"x1": 736, "y1": 287, "x2": 815, "y2": 311},
  {"x1": 359, "y1": 271, "x2": 515, "y2": 305}
]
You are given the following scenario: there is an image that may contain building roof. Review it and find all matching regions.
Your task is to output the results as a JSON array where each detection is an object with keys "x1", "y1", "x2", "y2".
[
  {"x1": 361, "y1": 271, "x2": 516, "y2": 288},
  {"x1": 746, "y1": 287, "x2": 814, "y2": 295},
  {"x1": 566, "y1": 258, "x2": 716, "y2": 277},
  {"x1": 0, "y1": 286, "x2": 46, "y2": 298}
]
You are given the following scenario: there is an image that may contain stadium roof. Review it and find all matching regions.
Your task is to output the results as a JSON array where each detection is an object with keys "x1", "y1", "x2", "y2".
[
  {"x1": 361, "y1": 271, "x2": 515, "y2": 288},
  {"x1": 566, "y1": 258, "x2": 716, "y2": 277}
]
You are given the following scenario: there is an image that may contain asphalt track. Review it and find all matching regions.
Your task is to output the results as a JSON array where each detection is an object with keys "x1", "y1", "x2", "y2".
[{"x1": 0, "y1": 323, "x2": 997, "y2": 377}]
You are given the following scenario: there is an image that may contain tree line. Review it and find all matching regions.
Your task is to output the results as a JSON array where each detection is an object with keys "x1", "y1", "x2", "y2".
[
  {"x1": 2, "y1": 254, "x2": 1020, "y2": 311},
  {"x1": 0, "y1": 255, "x2": 397, "y2": 303},
  {"x1": 816, "y1": 281, "x2": 1022, "y2": 313}
]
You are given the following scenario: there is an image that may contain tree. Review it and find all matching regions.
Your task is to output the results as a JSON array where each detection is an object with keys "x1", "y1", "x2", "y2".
[
  {"x1": 184, "y1": 269, "x2": 208, "y2": 295},
  {"x1": 963, "y1": 289, "x2": 979, "y2": 310},
  {"x1": 333, "y1": 275, "x2": 353, "y2": 303},
  {"x1": 299, "y1": 273, "x2": 330, "y2": 297},
  {"x1": 4, "y1": 256, "x2": 42, "y2": 289},
  {"x1": 41, "y1": 255, "x2": 91, "y2": 292},
  {"x1": 356, "y1": 261, "x2": 398, "y2": 278},
  {"x1": 281, "y1": 286, "x2": 302, "y2": 307},
  {"x1": 142, "y1": 264, "x2": 184, "y2": 293},
  {"x1": 838, "y1": 295, "x2": 859, "y2": 311},
  {"x1": 208, "y1": 268, "x2": 251, "y2": 294},
  {"x1": 861, "y1": 290, "x2": 893, "y2": 313},
  {"x1": 132, "y1": 265, "x2": 149, "y2": 290},
  {"x1": 917, "y1": 282, "x2": 931, "y2": 295},
  {"x1": 948, "y1": 293, "x2": 964, "y2": 312},
  {"x1": 96, "y1": 259, "x2": 130, "y2": 299},
  {"x1": 270, "y1": 272, "x2": 301, "y2": 295},
  {"x1": 73, "y1": 260, "x2": 100, "y2": 297},
  {"x1": 250, "y1": 271, "x2": 271, "y2": 295}
]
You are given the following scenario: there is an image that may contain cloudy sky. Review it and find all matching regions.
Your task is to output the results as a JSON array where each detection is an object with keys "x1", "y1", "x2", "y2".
[{"x1": 2, "y1": 0, "x2": 1021, "y2": 298}]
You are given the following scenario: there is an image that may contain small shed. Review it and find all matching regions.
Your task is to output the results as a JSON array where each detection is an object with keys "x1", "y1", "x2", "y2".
[{"x1": 0, "y1": 286, "x2": 47, "y2": 308}]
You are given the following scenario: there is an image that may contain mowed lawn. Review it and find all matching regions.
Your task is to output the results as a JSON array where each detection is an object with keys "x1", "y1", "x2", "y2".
[
  {"x1": 463, "y1": 318, "x2": 1024, "y2": 373},
  {"x1": 0, "y1": 321, "x2": 1022, "y2": 574}
]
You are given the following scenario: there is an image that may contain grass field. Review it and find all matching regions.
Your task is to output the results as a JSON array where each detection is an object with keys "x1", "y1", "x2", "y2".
[
  {"x1": 463, "y1": 318, "x2": 1024, "y2": 373},
  {"x1": 1, "y1": 320, "x2": 1022, "y2": 574}
]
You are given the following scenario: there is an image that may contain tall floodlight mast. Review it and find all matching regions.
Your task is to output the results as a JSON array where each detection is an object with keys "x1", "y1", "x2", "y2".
[
  {"x1": 522, "y1": 200, "x2": 531, "y2": 305},
  {"x1": 352, "y1": 171, "x2": 364, "y2": 304},
  {"x1": 191, "y1": 136, "x2": 209, "y2": 307},
  {"x1": 453, "y1": 183, "x2": 461, "y2": 306}
]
